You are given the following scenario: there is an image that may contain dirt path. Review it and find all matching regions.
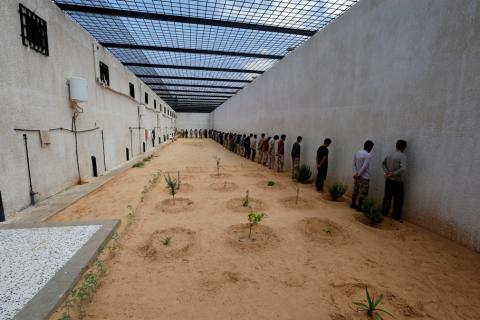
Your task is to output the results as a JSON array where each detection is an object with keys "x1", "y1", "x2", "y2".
[{"x1": 49, "y1": 139, "x2": 480, "y2": 320}]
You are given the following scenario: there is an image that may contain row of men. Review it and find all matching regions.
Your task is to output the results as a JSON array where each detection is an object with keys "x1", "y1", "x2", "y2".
[
  {"x1": 211, "y1": 130, "x2": 407, "y2": 221},
  {"x1": 180, "y1": 129, "x2": 210, "y2": 139}
]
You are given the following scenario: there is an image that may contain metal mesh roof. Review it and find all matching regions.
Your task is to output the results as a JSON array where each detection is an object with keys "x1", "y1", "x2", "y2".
[{"x1": 54, "y1": 0, "x2": 360, "y2": 112}]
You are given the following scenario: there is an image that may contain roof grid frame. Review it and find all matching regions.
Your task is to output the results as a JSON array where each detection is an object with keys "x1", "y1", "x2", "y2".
[{"x1": 55, "y1": 0, "x2": 360, "y2": 111}]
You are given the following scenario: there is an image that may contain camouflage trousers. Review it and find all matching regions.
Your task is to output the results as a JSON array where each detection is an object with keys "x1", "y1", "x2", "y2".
[
  {"x1": 277, "y1": 154, "x2": 284, "y2": 172},
  {"x1": 257, "y1": 150, "x2": 263, "y2": 164},
  {"x1": 269, "y1": 152, "x2": 275, "y2": 169},
  {"x1": 352, "y1": 177, "x2": 370, "y2": 207},
  {"x1": 291, "y1": 157, "x2": 300, "y2": 178}
]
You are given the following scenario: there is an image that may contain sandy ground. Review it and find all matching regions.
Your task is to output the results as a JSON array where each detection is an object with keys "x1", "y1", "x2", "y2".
[{"x1": 49, "y1": 139, "x2": 480, "y2": 320}]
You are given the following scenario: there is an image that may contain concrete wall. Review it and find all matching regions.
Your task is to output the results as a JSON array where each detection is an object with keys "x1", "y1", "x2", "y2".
[
  {"x1": 176, "y1": 113, "x2": 212, "y2": 131},
  {"x1": 212, "y1": 0, "x2": 480, "y2": 250},
  {"x1": 0, "y1": 0, "x2": 177, "y2": 218}
]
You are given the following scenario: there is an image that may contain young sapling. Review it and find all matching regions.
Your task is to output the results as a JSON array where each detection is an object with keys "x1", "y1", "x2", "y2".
[
  {"x1": 247, "y1": 212, "x2": 265, "y2": 239},
  {"x1": 267, "y1": 180, "x2": 275, "y2": 187},
  {"x1": 177, "y1": 171, "x2": 181, "y2": 190},
  {"x1": 214, "y1": 155, "x2": 222, "y2": 176},
  {"x1": 242, "y1": 190, "x2": 250, "y2": 207},
  {"x1": 162, "y1": 236, "x2": 173, "y2": 246},
  {"x1": 322, "y1": 226, "x2": 334, "y2": 236},
  {"x1": 164, "y1": 174, "x2": 178, "y2": 205},
  {"x1": 353, "y1": 287, "x2": 393, "y2": 320}
]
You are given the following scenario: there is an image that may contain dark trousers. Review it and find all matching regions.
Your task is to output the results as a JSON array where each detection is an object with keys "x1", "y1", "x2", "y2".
[
  {"x1": 382, "y1": 179, "x2": 404, "y2": 220},
  {"x1": 245, "y1": 147, "x2": 251, "y2": 158},
  {"x1": 315, "y1": 167, "x2": 327, "y2": 191},
  {"x1": 251, "y1": 149, "x2": 256, "y2": 161}
]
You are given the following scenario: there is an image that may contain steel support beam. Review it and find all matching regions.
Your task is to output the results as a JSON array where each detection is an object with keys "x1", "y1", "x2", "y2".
[
  {"x1": 123, "y1": 62, "x2": 264, "y2": 74},
  {"x1": 101, "y1": 42, "x2": 283, "y2": 59},
  {"x1": 147, "y1": 82, "x2": 243, "y2": 89},
  {"x1": 55, "y1": 3, "x2": 316, "y2": 36},
  {"x1": 155, "y1": 89, "x2": 237, "y2": 94},
  {"x1": 159, "y1": 94, "x2": 231, "y2": 98},
  {"x1": 137, "y1": 75, "x2": 252, "y2": 83}
]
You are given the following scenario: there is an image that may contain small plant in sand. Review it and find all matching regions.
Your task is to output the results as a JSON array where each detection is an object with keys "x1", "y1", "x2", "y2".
[
  {"x1": 132, "y1": 161, "x2": 144, "y2": 168},
  {"x1": 292, "y1": 183, "x2": 300, "y2": 204},
  {"x1": 164, "y1": 174, "x2": 178, "y2": 205},
  {"x1": 177, "y1": 171, "x2": 181, "y2": 190},
  {"x1": 294, "y1": 164, "x2": 312, "y2": 183},
  {"x1": 322, "y1": 226, "x2": 334, "y2": 236},
  {"x1": 353, "y1": 287, "x2": 393, "y2": 320},
  {"x1": 247, "y1": 212, "x2": 265, "y2": 239},
  {"x1": 361, "y1": 199, "x2": 384, "y2": 225},
  {"x1": 126, "y1": 205, "x2": 134, "y2": 226},
  {"x1": 328, "y1": 182, "x2": 348, "y2": 201},
  {"x1": 242, "y1": 190, "x2": 250, "y2": 207},
  {"x1": 214, "y1": 155, "x2": 223, "y2": 176},
  {"x1": 267, "y1": 180, "x2": 276, "y2": 187},
  {"x1": 143, "y1": 155, "x2": 154, "y2": 162},
  {"x1": 162, "y1": 236, "x2": 173, "y2": 246}
]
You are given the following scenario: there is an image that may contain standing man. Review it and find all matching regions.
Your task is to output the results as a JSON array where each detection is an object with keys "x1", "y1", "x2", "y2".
[
  {"x1": 315, "y1": 138, "x2": 331, "y2": 192},
  {"x1": 262, "y1": 137, "x2": 270, "y2": 166},
  {"x1": 351, "y1": 140, "x2": 374, "y2": 211},
  {"x1": 244, "y1": 134, "x2": 251, "y2": 159},
  {"x1": 269, "y1": 135, "x2": 279, "y2": 169},
  {"x1": 277, "y1": 135, "x2": 286, "y2": 172},
  {"x1": 250, "y1": 134, "x2": 257, "y2": 161},
  {"x1": 257, "y1": 133, "x2": 265, "y2": 164},
  {"x1": 291, "y1": 136, "x2": 302, "y2": 179},
  {"x1": 382, "y1": 140, "x2": 407, "y2": 221}
]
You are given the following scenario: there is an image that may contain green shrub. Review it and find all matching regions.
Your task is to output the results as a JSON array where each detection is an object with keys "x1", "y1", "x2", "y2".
[
  {"x1": 247, "y1": 212, "x2": 265, "y2": 238},
  {"x1": 328, "y1": 182, "x2": 347, "y2": 201},
  {"x1": 361, "y1": 199, "x2": 384, "y2": 225},
  {"x1": 267, "y1": 180, "x2": 275, "y2": 186},
  {"x1": 132, "y1": 162, "x2": 144, "y2": 168},
  {"x1": 294, "y1": 164, "x2": 312, "y2": 183},
  {"x1": 353, "y1": 287, "x2": 393, "y2": 319},
  {"x1": 164, "y1": 174, "x2": 178, "y2": 204}
]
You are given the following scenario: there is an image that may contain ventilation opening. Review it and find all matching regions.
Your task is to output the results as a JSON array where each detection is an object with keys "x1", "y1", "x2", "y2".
[
  {"x1": 126, "y1": 148, "x2": 130, "y2": 161},
  {"x1": 0, "y1": 191, "x2": 5, "y2": 222},
  {"x1": 99, "y1": 61, "x2": 109, "y2": 86},
  {"x1": 91, "y1": 156, "x2": 98, "y2": 177},
  {"x1": 129, "y1": 83, "x2": 135, "y2": 98},
  {"x1": 142, "y1": 142, "x2": 146, "y2": 153}
]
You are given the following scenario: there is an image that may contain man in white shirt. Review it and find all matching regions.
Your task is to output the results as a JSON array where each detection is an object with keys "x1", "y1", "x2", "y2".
[{"x1": 351, "y1": 140, "x2": 374, "y2": 211}]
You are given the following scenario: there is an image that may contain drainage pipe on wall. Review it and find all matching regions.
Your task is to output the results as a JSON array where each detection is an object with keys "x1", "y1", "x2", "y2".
[
  {"x1": 101, "y1": 129, "x2": 106, "y2": 171},
  {"x1": 22, "y1": 134, "x2": 36, "y2": 206},
  {"x1": 72, "y1": 114, "x2": 81, "y2": 184},
  {"x1": 0, "y1": 191, "x2": 5, "y2": 222}
]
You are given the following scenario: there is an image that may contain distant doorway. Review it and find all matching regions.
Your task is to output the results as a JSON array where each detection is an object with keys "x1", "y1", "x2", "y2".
[
  {"x1": 126, "y1": 148, "x2": 130, "y2": 161},
  {"x1": 91, "y1": 156, "x2": 98, "y2": 177}
]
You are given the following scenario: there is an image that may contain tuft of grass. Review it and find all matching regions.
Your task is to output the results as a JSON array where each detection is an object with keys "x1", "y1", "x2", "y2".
[
  {"x1": 214, "y1": 155, "x2": 223, "y2": 176},
  {"x1": 143, "y1": 155, "x2": 154, "y2": 162},
  {"x1": 132, "y1": 162, "x2": 144, "y2": 168},
  {"x1": 162, "y1": 236, "x2": 173, "y2": 246},
  {"x1": 322, "y1": 226, "x2": 334, "y2": 236},
  {"x1": 267, "y1": 180, "x2": 275, "y2": 187},
  {"x1": 328, "y1": 182, "x2": 348, "y2": 201},
  {"x1": 247, "y1": 212, "x2": 265, "y2": 239},
  {"x1": 353, "y1": 287, "x2": 393, "y2": 320},
  {"x1": 294, "y1": 164, "x2": 312, "y2": 183},
  {"x1": 361, "y1": 199, "x2": 384, "y2": 225}
]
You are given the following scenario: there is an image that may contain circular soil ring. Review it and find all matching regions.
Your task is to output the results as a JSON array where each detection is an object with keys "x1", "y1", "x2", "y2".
[
  {"x1": 156, "y1": 198, "x2": 195, "y2": 213},
  {"x1": 225, "y1": 224, "x2": 278, "y2": 250},
  {"x1": 209, "y1": 181, "x2": 238, "y2": 192},
  {"x1": 210, "y1": 173, "x2": 233, "y2": 179},
  {"x1": 279, "y1": 196, "x2": 314, "y2": 209},
  {"x1": 138, "y1": 227, "x2": 195, "y2": 259},
  {"x1": 320, "y1": 193, "x2": 347, "y2": 204},
  {"x1": 226, "y1": 197, "x2": 266, "y2": 213},
  {"x1": 163, "y1": 183, "x2": 194, "y2": 194},
  {"x1": 355, "y1": 215, "x2": 400, "y2": 231},
  {"x1": 300, "y1": 218, "x2": 349, "y2": 244},
  {"x1": 255, "y1": 180, "x2": 286, "y2": 190}
]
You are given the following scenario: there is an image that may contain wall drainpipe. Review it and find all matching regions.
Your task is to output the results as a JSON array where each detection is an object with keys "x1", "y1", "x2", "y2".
[
  {"x1": 101, "y1": 129, "x2": 107, "y2": 172},
  {"x1": 72, "y1": 115, "x2": 81, "y2": 184},
  {"x1": 23, "y1": 134, "x2": 36, "y2": 205},
  {"x1": 0, "y1": 191, "x2": 5, "y2": 222}
]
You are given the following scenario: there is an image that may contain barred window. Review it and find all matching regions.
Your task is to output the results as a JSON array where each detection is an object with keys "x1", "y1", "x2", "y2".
[{"x1": 19, "y1": 4, "x2": 49, "y2": 56}]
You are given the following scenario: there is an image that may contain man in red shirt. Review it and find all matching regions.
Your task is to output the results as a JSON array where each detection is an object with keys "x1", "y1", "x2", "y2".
[{"x1": 277, "y1": 134, "x2": 286, "y2": 172}]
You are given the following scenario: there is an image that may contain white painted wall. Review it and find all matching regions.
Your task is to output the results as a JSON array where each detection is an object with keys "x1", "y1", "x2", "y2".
[
  {"x1": 212, "y1": 0, "x2": 480, "y2": 250},
  {"x1": 0, "y1": 0, "x2": 177, "y2": 217},
  {"x1": 176, "y1": 113, "x2": 212, "y2": 131}
]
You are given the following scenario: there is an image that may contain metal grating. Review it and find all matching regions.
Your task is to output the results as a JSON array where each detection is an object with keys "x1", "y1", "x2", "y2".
[{"x1": 54, "y1": 0, "x2": 360, "y2": 112}]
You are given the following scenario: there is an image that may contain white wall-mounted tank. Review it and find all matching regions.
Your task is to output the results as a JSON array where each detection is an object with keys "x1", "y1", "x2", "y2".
[{"x1": 69, "y1": 77, "x2": 88, "y2": 102}]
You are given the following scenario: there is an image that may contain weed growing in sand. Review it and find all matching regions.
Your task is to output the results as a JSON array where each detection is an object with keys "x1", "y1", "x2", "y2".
[
  {"x1": 328, "y1": 182, "x2": 347, "y2": 201},
  {"x1": 242, "y1": 190, "x2": 250, "y2": 207},
  {"x1": 214, "y1": 155, "x2": 224, "y2": 176},
  {"x1": 248, "y1": 212, "x2": 265, "y2": 239},
  {"x1": 294, "y1": 164, "x2": 312, "y2": 183},
  {"x1": 353, "y1": 287, "x2": 393, "y2": 320},
  {"x1": 294, "y1": 184, "x2": 300, "y2": 204},
  {"x1": 126, "y1": 205, "x2": 134, "y2": 226},
  {"x1": 132, "y1": 161, "x2": 145, "y2": 168},
  {"x1": 162, "y1": 236, "x2": 173, "y2": 246},
  {"x1": 164, "y1": 174, "x2": 178, "y2": 204},
  {"x1": 322, "y1": 226, "x2": 334, "y2": 236},
  {"x1": 361, "y1": 199, "x2": 384, "y2": 225},
  {"x1": 267, "y1": 180, "x2": 276, "y2": 186},
  {"x1": 143, "y1": 155, "x2": 154, "y2": 162},
  {"x1": 177, "y1": 171, "x2": 181, "y2": 190}
]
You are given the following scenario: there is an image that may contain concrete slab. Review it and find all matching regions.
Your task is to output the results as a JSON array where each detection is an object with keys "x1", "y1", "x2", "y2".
[{"x1": 0, "y1": 220, "x2": 119, "y2": 320}]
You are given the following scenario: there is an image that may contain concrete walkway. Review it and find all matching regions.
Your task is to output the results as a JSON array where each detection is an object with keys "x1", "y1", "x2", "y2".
[{"x1": 4, "y1": 141, "x2": 171, "y2": 225}]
